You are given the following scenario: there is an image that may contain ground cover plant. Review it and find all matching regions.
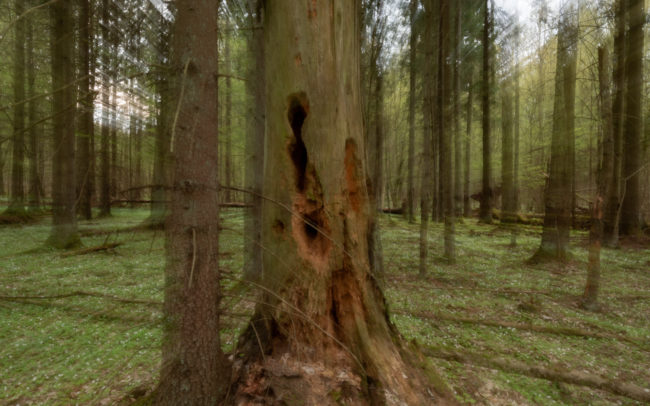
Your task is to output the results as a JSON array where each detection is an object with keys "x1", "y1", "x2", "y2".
[{"x1": 0, "y1": 208, "x2": 648, "y2": 405}]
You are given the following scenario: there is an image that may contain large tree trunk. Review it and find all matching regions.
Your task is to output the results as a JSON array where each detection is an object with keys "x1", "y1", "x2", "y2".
[
  {"x1": 604, "y1": 0, "x2": 626, "y2": 245},
  {"x1": 243, "y1": 0, "x2": 265, "y2": 280},
  {"x1": 9, "y1": 0, "x2": 26, "y2": 214},
  {"x1": 620, "y1": 0, "x2": 644, "y2": 236},
  {"x1": 407, "y1": 0, "x2": 417, "y2": 224},
  {"x1": 154, "y1": 1, "x2": 226, "y2": 404},
  {"x1": 230, "y1": 2, "x2": 455, "y2": 404},
  {"x1": 530, "y1": 7, "x2": 578, "y2": 263},
  {"x1": 76, "y1": 0, "x2": 93, "y2": 220},
  {"x1": 583, "y1": 46, "x2": 615, "y2": 311},
  {"x1": 479, "y1": 0, "x2": 492, "y2": 223},
  {"x1": 47, "y1": 0, "x2": 80, "y2": 249}
]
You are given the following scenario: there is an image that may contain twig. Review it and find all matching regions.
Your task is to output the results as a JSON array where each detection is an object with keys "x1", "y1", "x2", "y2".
[{"x1": 60, "y1": 243, "x2": 121, "y2": 257}]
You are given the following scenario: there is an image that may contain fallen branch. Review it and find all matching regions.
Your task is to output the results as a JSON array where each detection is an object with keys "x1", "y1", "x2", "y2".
[
  {"x1": 61, "y1": 243, "x2": 122, "y2": 257},
  {"x1": 396, "y1": 310, "x2": 647, "y2": 350},
  {"x1": 0, "y1": 290, "x2": 161, "y2": 306},
  {"x1": 423, "y1": 346, "x2": 650, "y2": 403}
]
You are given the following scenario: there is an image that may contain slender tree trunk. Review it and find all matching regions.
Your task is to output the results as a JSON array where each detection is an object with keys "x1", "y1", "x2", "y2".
[
  {"x1": 99, "y1": 0, "x2": 111, "y2": 216},
  {"x1": 530, "y1": 7, "x2": 578, "y2": 263},
  {"x1": 479, "y1": 0, "x2": 492, "y2": 223},
  {"x1": 584, "y1": 46, "x2": 614, "y2": 311},
  {"x1": 224, "y1": 20, "x2": 232, "y2": 203},
  {"x1": 514, "y1": 33, "x2": 520, "y2": 231},
  {"x1": 148, "y1": 15, "x2": 171, "y2": 227},
  {"x1": 76, "y1": 0, "x2": 93, "y2": 220},
  {"x1": 243, "y1": 0, "x2": 265, "y2": 280},
  {"x1": 407, "y1": 0, "x2": 417, "y2": 224},
  {"x1": 440, "y1": 0, "x2": 455, "y2": 263},
  {"x1": 464, "y1": 72, "x2": 473, "y2": 217},
  {"x1": 369, "y1": 71, "x2": 385, "y2": 278},
  {"x1": 110, "y1": 85, "x2": 118, "y2": 200},
  {"x1": 452, "y1": 0, "x2": 462, "y2": 218},
  {"x1": 26, "y1": 10, "x2": 41, "y2": 211},
  {"x1": 47, "y1": 0, "x2": 80, "y2": 249},
  {"x1": 230, "y1": 3, "x2": 455, "y2": 404},
  {"x1": 620, "y1": 0, "x2": 644, "y2": 236},
  {"x1": 501, "y1": 84, "x2": 516, "y2": 244},
  {"x1": 420, "y1": 0, "x2": 436, "y2": 277},
  {"x1": 604, "y1": 0, "x2": 626, "y2": 245},
  {"x1": 154, "y1": 1, "x2": 226, "y2": 404},
  {"x1": 9, "y1": 0, "x2": 26, "y2": 214}
]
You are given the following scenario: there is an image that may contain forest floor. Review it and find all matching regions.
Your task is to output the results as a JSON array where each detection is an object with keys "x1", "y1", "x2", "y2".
[{"x1": 0, "y1": 208, "x2": 648, "y2": 405}]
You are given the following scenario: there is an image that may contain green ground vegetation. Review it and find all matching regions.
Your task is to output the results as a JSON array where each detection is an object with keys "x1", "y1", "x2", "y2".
[{"x1": 0, "y1": 208, "x2": 648, "y2": 405}]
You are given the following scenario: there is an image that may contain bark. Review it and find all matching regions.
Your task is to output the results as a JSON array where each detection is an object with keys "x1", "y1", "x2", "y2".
[
  {"x1": 464, "y1": 72, "x2": 473, "y2": 217},
  {"x1": 530, "y1": 7, "x2": 578, "y2": 263},
  {"x1": 46, "y1": 0, "x2": 80, "y2": 249},
  {"x1": 584, "y1": 47, "x2": 615, "y2": 310},
  {"x1": 26, "y1": 10, "x2": 41, "y2": 211},
  {"x1": 76, "y1": 0, "x2": 93, "y2": 220},
  {"x1": 243, "y1": 0, "x2": 265, "y2": 281},
  {"x1": 604, "y1": 0, "x2": 626, "y2": 245},
  {"x1": 230, "y1": 2, "x2": 456, "y2": 404},
  {"x1": 9, "y1": 0, "x2": 26, "y2": 213},
  {"x1": 110, "y1": 85, "x2": 118, "y2": 199},
  {"x1": 154, "y1": 0, "x2": 226, "y2": 404},
  {"x1": 99, "y1": 0, "x2": 111, "y2": 217},
  {"x1": 620, "y1": 0, "x2": 644, "y2": 236},
  {"x1": 369, "y1": 71, "x2": 385, "y2": 279},
  {"x1": 514, "y1": 28, "x2": 521, "y2": 226},
  {"x1": 479, "y1": 0, "x2": 492, "y2": 223},
  {"x1": 407, "y1": 0, "x2": 417, "y2": 224},
  {"x1": 440, "y1": 0, "x2": 455, "y2": 263}
]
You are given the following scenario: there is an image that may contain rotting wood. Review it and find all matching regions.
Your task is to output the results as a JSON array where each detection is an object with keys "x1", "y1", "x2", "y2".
[{"x1": 423, "y1": 346, "x2": 650, "y2": 403}]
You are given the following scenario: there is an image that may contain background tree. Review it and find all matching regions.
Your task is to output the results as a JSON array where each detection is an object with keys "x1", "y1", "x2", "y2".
[
  {"x1": 46, "y1": 0, "x2": 80, "y2": 249},
  {"x1": 530, "y1": 5, "x2": 578, "y2": 263},
  {"x1": 7, "y1": 0, "x2": 25, "y2": 215},
  {"x1": 479, "y1": 0, "x2": 493, "y2": 223}
]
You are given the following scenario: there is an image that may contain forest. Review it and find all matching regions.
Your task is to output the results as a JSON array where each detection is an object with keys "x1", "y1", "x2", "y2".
[{"x1": 0, "y1": 0, "x2": 649, "y2": 405}]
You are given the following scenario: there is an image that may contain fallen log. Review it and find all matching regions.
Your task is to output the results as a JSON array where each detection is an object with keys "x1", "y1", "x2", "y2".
[
  {"x1": 0, "y1": 290, "x2": 161, "y2": 306},
  {"x1": 61, "y1": 242, "x2": 121, "y2": 257},
  {"x1": 395, "y1": 309, "x2": 646, "y2": 350},
  {"x1": 422, "y1": 346, "x2": 650, "y2": 403}
]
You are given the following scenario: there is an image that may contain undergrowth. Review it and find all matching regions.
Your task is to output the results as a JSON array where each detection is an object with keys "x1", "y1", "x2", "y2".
[{"x1": 0, "y1": 208, "x2": 648, "y2": 405}]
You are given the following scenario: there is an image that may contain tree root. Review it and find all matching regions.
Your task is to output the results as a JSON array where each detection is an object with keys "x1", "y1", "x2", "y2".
[
  {"x1": 397, "y1": 309, "x2": 647, "y2": 351},
  {"x1": 423, "y1": 346, "x2": 650, "y2": 403}
]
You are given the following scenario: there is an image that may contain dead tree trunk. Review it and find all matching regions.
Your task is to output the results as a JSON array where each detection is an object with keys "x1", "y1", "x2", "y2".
[{"x1": 230, "y1": 2, "x2": 456, "y2": 404}]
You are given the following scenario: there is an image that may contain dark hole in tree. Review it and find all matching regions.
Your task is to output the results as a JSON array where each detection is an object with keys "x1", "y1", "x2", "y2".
[
  {"x1": 303, "y1": 213, "x2": 319, "y2": 241},
  {"x1": 288, "y1": 97, "x2": 308, "y2": 191}
]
